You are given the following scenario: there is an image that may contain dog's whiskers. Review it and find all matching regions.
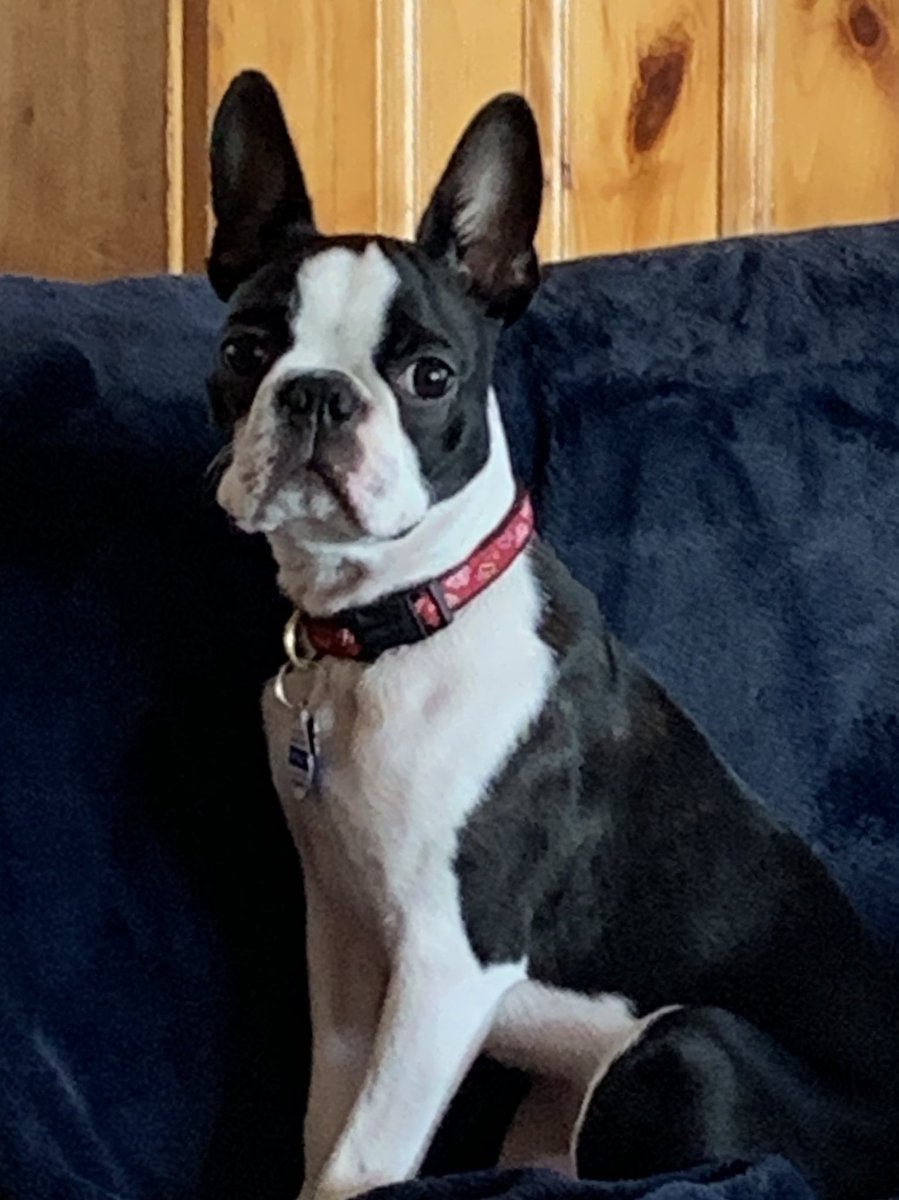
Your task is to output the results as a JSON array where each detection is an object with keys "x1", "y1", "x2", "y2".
[{"x1": 203, "y1": 442, "x2": 234, "y2": 491}]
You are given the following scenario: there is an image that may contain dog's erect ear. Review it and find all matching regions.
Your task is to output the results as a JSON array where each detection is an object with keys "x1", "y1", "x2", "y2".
[
  {"x1": 208, "y1": 71, "x2": 315, "y2": 300},
  {"x1": 416, "y1": 94, "x2": 543, "y2": 323}
]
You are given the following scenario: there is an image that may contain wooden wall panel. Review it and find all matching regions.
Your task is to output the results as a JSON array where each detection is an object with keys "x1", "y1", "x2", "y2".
[
  {"x1": 377, "y1": 0, "x2": 417, "y2": 238},
  {"x1": 184, "y1": 0, "x2": 564, "y2": 268},
  {"x1": 416, "y1": 0, "x2": 526, "y2": 216},
  {"x1": 524, "y1": 0, "x2": 566, "y2": 260},
  {"x1": 397, "y1": 0, "x2": 563, "y2": 258},
  {"x1": 564, "y1": 0, "x2": 722, "y2": 256},
  {"x1": 720, "y1": 0, "x2": 774, "y2": 236},
  {"x1": 0, "y1": 0, "x2": 169, "y2": 280},
  {"x1": 10, "y1": 0, "x2": 899, "y2": 281},
  {"x1": 381, "y1": 0, "x2": 567, "y2": 259},
  {"x1": 203, "y1": 0, "x2": 379, "y2": 239},
  {"x1": 771, "y1": 0, "x2": 899, "y2": 233}
]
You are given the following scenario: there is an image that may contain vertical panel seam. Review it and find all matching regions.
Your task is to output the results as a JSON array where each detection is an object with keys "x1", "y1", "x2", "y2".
[{"x1": 166, "y1": 0, "x2": 185, "y2": 272}]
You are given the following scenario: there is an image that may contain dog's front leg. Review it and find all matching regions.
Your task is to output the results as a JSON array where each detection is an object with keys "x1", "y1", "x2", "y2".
[
  {"x1": 302, "y1": 877, "x2": 387, "y2": 1190},
  {"x1": 307, "y1": 943, "x2": 524, "y2": 1200}
]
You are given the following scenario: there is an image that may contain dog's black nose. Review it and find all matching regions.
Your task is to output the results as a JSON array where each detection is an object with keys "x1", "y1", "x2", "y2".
[{"x1": 278, "y1": 371, "x2": 363, "y2": 427}]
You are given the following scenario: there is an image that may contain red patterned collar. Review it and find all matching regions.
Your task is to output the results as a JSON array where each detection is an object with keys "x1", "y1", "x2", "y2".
[{"x1": 292, "y1": 489, "x2": 535, "y2": 663}]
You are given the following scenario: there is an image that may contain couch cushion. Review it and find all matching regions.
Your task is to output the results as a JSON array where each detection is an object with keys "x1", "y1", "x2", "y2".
[{"x1": 0, "y1": 276, "x2": 301, "y2": 1199}]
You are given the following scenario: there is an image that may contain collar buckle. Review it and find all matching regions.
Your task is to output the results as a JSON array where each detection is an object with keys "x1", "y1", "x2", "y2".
[{"x1": 412, "y1": 580, "x2": 454, "y2": 633}]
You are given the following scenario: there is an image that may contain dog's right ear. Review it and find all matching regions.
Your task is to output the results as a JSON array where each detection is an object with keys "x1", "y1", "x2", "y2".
[{"x1": 208, "y1": 71, "x2": 315, "y2": 301}]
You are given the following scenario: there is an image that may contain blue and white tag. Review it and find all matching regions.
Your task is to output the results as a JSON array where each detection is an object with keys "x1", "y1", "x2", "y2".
[{"x1": 288, "y1": 710, "x2": 318, "y2": 801}]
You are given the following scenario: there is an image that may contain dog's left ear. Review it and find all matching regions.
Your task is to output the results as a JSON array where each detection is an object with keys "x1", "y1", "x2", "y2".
[
  {"x1": 208, "y1": 70, "x2": 315, "y2": 301},
  {"x1": 416, "y1": 94, "x2": 543, "y2": 323}
]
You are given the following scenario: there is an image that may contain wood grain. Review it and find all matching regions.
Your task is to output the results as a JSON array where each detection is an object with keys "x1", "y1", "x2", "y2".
[
  {"x1": 205, "y1": 0, "x2": 379, "y2": 237},
  {"x1": 167, "y1": 0, "x2": 185, "y2": 271},
  {"x1": 386, "y1": 0, "x2": 561, "y2": 256},
  {"x1": 772, "y1": 0, "x2": 899, "y2": 232},
  {"x1": 416, "y1": 0, "x2": 526, "y2": 217},
  {"x1": 377, "y1": 0, "x2": 418, "y2": 238},
  {"x1": 180, "y1": 0, "x2": 211, "y2": 272},
  {"x1": 0, "y1": 0, "x2": 169, "y2": 280},
  {"x1": 14, "y1": 0, "x2": 899, "y2": 281},
  {"x1": 564, "y1": 0, "x2": 721, "y2": 256},
  {"x1": 720, "y1": 0, "x2": 775, "y2": 235},
  {"x1": 525, "y1": 0, "x2": 565, "y2": 260}
]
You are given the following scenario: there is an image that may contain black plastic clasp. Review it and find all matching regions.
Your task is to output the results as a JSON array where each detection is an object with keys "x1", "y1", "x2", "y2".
[{"x1": 339, "y1": 581, "x2": 454, "y2": 662}]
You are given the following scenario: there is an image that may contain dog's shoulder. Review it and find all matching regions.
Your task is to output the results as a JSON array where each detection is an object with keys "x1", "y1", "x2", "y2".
[{"x1": 527, "y1": 537, "x2": 673, "y2": 748}]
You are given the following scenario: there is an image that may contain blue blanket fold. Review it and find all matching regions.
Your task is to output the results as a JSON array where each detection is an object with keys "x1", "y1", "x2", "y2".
[
  {"x1": 2, "y1": 221, "x2": 898, "y2": 1200},
  {"x1": 372, "y1": 1160, "x2": 817, "y2": 1200}
]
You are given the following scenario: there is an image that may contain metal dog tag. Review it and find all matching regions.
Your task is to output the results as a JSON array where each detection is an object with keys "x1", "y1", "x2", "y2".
[
  {"x1": 273, "y1": 661, "x2": 318, "y2": 802},
  {"x1": 288, "y1": 709, "x2": 318, "y2": 801}
]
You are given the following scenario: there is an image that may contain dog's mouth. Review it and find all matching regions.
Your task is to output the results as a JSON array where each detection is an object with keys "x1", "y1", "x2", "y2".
[
  {"x1": 245, "y1": 448, "x2": 419, "y2": 542},
  {"x1": 308, "y1": 457, "x2": 366, "y2": 531},
  {"x1": 223, "y1": 418, "x2": 428, "y2": 543},
  {"x1": 241, "y1": 424, "x2": 360, "y2": 523},
  {"x1": 309, "y1": 460, "x2": 424, "y2": 541}
]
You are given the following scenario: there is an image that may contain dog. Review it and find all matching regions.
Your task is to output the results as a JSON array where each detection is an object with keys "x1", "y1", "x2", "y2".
[{"x1": 206, "y1": 71, "x2": 899, "y2": 1200}]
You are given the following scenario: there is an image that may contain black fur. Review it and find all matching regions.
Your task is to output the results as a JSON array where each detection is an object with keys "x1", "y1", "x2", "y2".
[
  {"x1": 374, "y1": 244, "x2": 498, "y2": 500},
  {"x1": 208, "y1": 72, "x2": 316, "y2": 302},
  {"x1": 209, "y1": 75, "x2": 542, "y2": 324},
  {"x1": 576, "y1": 1007, "x2": 897, "y2": 1197},
  {"x1": 455, "y1": 542, "x2": 899, "y2": 1197},
  {"x1": 415, "y1": 93, "x2": 543, "y2": 324}
]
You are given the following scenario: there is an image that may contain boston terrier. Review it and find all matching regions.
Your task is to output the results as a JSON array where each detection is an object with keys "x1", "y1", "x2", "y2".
[{"x1": 206, "y1": 71, "x2": 899, "y2": 1200}]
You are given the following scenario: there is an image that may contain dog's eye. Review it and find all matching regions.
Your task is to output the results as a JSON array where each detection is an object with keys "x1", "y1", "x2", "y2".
[
  {"x1": 221, "y1": 334, "x2": 271, "y2": 377},
  {"x1": 397, "y1": 357, "x2": 456, "y2": 401}
]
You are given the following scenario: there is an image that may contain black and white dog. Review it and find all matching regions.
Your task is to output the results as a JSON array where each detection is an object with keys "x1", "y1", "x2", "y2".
[{"x1": 207, "y1": 72, "x2": 899, "y2": 1200}]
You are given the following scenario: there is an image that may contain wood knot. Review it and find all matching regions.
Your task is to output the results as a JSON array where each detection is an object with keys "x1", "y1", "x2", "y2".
[
  {"x1": 630, "y1": 35, "x2": 690, "y2": 155},
  {"x1": 848, "y1": 1, "x2": 885, "y2": 50}
]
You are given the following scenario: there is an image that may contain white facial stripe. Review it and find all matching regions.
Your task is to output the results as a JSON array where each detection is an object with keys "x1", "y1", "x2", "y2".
[{"x1": 274, "y1": 244, "x2": 430, "y2": 539}]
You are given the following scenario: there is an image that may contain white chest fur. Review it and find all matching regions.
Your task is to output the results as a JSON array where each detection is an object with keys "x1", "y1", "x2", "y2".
[{"x1": 262, "y1": 555, "x2": 554, "y2": 951}]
